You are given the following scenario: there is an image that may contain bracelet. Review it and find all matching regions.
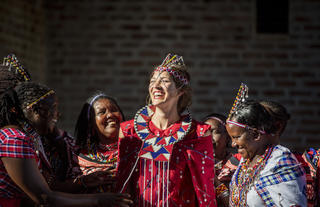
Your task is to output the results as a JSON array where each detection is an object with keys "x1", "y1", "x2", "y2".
[
  {"x1": 216, "y1": 183, "x2": 228, "y2": 196},
  {"x1": 217, "y1": 189, "x2": 229, "y2": 199}
]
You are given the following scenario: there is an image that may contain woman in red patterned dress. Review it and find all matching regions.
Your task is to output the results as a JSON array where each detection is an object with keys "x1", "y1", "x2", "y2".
[{"x1": 116, "y1": 54, "x2": 217, "y2": 207}]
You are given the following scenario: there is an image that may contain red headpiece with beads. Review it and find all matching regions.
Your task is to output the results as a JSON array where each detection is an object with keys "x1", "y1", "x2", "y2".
[{"x1": 154, "y1": 53, "x2": 189, "y2": 85}]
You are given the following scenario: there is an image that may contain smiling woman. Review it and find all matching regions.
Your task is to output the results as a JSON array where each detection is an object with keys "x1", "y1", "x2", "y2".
[
  {"x1": 116, "y1": 54, "x2": 217, "y2": 207},
  {"x1": 226, "y1": 100, "x2": 307, "y2": 207},
  {"x1": 73, "y1": 93, "x2": 125, "y2": 193},
  {"x1": 0, "y1": 82, "x2": 132, "y2": 207}
]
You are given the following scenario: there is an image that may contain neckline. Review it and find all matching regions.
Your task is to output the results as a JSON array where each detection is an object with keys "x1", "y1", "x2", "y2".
[
  {"x1": 148, "y1": 116, "x2": 184, "y2": 137},
  {"x1": 134, "y1": 105, "x2": 192, "y2": 146},
  {"x1": 98, "y1": 142, "x2": 118, "y2": 151}
]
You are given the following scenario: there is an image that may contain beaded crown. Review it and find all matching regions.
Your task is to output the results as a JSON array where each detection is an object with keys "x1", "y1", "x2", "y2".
[
  {"x1": 227, "y1": 83, "x2": 249, "y2": 119},
  {"x1": 155, "y1": 53, "x2": 189, "y2": 85},
  {"x1": 160, "y1": 53, "x2": 185, "y2": 68},
  {"x1": 2, "y1": 54, "x2": 31, "y2": 81}
]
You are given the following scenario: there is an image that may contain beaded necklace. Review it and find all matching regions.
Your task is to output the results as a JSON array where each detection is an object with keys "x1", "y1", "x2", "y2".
[
  {"x1": 134, "y1": 105, "x2": 192, "y2": 146},
  {"x1": 230, "y1": 147, "x2": 273, "y2": 206},
  {"x1": 133, "y1": 105, "x2": 192, "y2": 161},
  {"x1": 87, "y1": 141, "x2": 118, "y2": 164}
]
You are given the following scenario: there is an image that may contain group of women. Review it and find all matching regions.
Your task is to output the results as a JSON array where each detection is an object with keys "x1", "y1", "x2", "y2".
[{"x1": 0, "y1": 53, "x2": 319, "y2": 207}]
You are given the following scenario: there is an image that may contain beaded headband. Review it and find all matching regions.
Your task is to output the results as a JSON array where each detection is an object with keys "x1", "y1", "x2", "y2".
[
  {"x1": 26, "y1": 90, "x2": 55, "y2": 109},
  {"x1": 206, "y1": 116, "x2": 225, "y2": 126},
  {"x1": 154, "y1": 53, "x2": 189, "y2": 85},
  {"x1": 2, "y1": 54, "x2": 31, "y2": 81},
  {"x1": 87, "y1": 93, "x2": 105, "y2": 120},
  {"x1": 227, "y1": 83, "x2": 249, "y2": 119},
  {"x1": 226, "y1": 120, "x2": 266, "y2": 135}
]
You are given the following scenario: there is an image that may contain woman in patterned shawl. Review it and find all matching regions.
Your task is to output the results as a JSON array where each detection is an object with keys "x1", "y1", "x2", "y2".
[
  {"x1": 227, "y1": 100, "x2": 306, "y2": 207},
  {"x1": 260, "y1": 100, "x2": 318, "y2": 207}
]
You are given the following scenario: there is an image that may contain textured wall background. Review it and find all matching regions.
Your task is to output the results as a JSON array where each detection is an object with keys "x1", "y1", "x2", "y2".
[
  {"x1": 1, "y1": 0, "x2": 319, "y2": 151},
  {"x1": 0, "y1": 0, "x2": 46, "y2": 82}
]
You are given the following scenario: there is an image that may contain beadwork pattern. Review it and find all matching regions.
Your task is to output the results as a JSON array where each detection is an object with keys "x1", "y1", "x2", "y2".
[
  {"x1": 2, "y1": 54, "x2": 31, "y2": 81},
  {"x1": 228, "y1": 83, "x2": 249, "y2": 119},
  {"x1": 230, "y1": 147, "x2": 273, "y2": 207},
  {"x1": 134, "y1": 105, "x2": 192, "y2": 161},
  {"x1": 154, "y1": 53, "x2": 189, "y2": 85}
]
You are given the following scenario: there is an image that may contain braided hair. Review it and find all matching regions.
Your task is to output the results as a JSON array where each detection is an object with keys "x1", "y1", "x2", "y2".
[
  {"x1": 0, "y1": 82, "x2": 53, "y2": 128},
  {"x1": 74, "y1": 93, "x2": 125, "y2": 150}
]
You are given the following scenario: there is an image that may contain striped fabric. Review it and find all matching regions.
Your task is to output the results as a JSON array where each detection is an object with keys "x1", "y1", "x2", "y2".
[
  {"x1": 0, "y1": 128, "x2": 39, "y2": 198},
  {"x1": 255, "y1": 164, "x2": 305, "y2": 207}
]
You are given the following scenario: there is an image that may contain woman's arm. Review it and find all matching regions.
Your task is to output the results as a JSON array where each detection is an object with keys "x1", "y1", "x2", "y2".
[{"x1": 2, "y1": 157, "x2": 132, "y2": 207}]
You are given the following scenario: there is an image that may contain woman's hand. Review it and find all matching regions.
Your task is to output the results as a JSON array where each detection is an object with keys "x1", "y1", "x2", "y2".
[{"x1": 96, "y1": 193, "x2": 132, "y2": 207}]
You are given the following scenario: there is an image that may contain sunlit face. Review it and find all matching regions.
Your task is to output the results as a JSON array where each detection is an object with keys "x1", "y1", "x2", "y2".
[
  {"x1": 226, "y1": 122, "x2": 259, "y2": 160},
  {"x1": 148, "y1": 71, "x2": 182, "y2": 108},
  {"x1": 93, "y1": 98, "x2": 123, "y2": 142},
  {"x1": 205, "y1": 118, "x2": 229, "y2": 160},
  {"x1": 29, "y1": 94, "x2": 59, "y2": 136}
]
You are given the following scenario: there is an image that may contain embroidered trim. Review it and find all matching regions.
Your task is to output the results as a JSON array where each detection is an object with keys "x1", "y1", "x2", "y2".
[{"x1": 133, "y1": 105, "x2": 192, "y2": 146}]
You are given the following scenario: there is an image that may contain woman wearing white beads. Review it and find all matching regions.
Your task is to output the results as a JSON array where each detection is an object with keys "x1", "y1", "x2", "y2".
[{"x1": 116, "y1": 54, "x2": 217, "y2": 207}]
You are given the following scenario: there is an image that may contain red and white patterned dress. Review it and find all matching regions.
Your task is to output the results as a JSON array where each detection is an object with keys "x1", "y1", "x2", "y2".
[
  {"x1": 116, "y1": 117, "x2": 217, "y2": 207},
  {"x1": 0, "y1": 128, "x2": 41, "y2": 207},
  {"x1": 72, "y1": 142, "x2": 118, "y2": 193}
]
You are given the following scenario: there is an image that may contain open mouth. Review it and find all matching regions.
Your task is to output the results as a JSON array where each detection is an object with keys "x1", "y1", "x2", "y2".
[
  {"x1": 153, "y1": 91, "x2": 165, "y2": 99},
  {"x1": 105, "y1": 119, "x2": 119, "y2": 126}
]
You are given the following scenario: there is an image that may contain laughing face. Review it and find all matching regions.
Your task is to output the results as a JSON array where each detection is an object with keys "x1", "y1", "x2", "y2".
[
  {"x1": 92, "y1": 98, "x2": 123, "y2": 142},
  {"x1": 226, "y1": 122, "x2": 259, "y2": 160},
  {"x1": 148, "y1": 70, "x2": 182, "y2": 109}
]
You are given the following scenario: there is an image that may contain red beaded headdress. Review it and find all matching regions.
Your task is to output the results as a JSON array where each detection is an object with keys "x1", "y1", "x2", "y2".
[{"x1": 154, "y1": 53, "x2": 189, "y2": 85}]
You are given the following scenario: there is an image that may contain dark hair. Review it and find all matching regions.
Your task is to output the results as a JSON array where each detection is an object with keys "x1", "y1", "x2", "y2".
[
  {"x1": 0, "y1": 82, "x2": 53, "y2": 128},
  {"x1": 229, "y1": 100, "x2": 274, "y2": 134},
  {"x1": 259, "y1": 100, "x2": 290, "y2": 135},
  {"x1": 0, "y1": 64, "x2": 31, "y2": 95},
  {"x1": 74, "y1": 93, "x2": 125, "y2": 150},
  {"x1": 147, "y1": 64, "x2": 192, "y2": 114},
  {"x1": 203, "y1": 113, "x2": 227, "y2": 123},
  {"x1": 259, "y1": 101, "x2": 290, "y2": 122}
]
